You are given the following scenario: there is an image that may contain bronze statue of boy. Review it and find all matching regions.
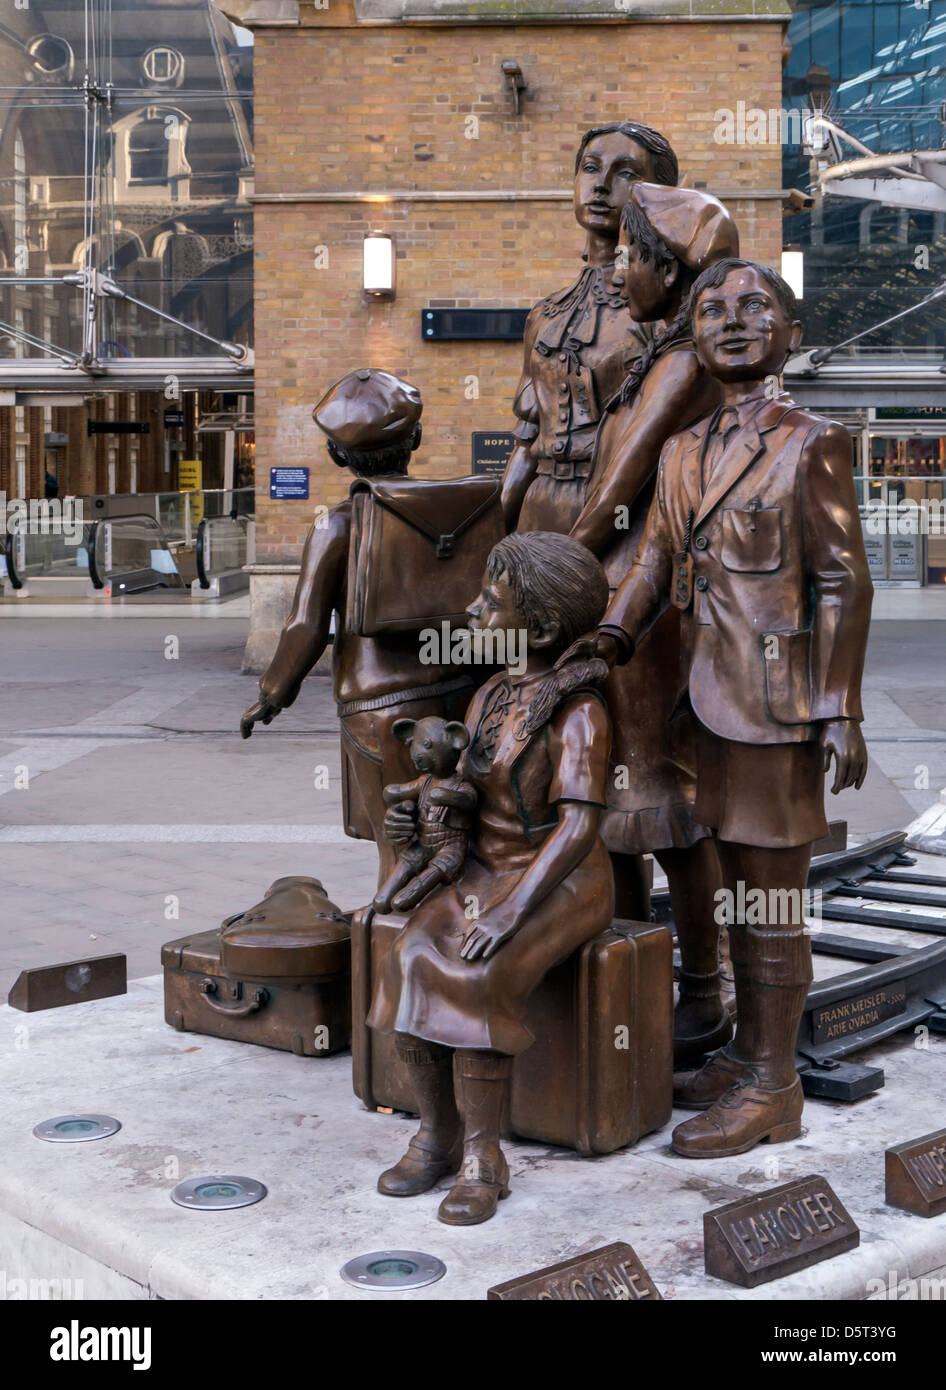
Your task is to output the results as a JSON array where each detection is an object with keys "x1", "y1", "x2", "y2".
[{"x1": 563, "y1": 258, "x2": 873, "y2": 1158}]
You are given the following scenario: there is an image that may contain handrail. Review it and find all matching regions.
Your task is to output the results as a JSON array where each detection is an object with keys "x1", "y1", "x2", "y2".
[
  {"x1": 87, "y1": 519, "x2": 105, "y2": 590},
  {"x1": 3, "y1": 531, "x2": 23, "y2": 590},
  {"x1": 196, "y1": 517, "x2": 210, "y2": 590}
]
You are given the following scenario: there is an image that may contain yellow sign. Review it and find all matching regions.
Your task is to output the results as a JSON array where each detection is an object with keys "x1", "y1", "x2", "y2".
[{"x1": 179, "y1": 459, "x2": 203, "y2": 524}]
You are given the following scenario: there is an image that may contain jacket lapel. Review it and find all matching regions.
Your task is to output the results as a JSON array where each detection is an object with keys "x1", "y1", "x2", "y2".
[{"x1": 694, "y1": 396, "x2": 796, "y2": 526}]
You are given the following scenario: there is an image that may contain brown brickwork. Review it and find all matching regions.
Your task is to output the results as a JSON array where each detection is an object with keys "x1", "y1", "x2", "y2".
[{"x1": 250, "y1": 16, "x2": 787, "y2": 562}]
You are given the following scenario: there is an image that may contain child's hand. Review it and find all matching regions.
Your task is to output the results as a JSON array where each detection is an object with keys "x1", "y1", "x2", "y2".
[
  {"x1": 384, "y1": 801, "x2": 416, "y2": 845},
  {"x1": 821, "y1": 719, "x2": 868, "y2": 794}
]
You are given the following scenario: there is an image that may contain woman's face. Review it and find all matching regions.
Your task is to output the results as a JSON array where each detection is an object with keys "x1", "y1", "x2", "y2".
[
  {"x1": 610, "y1": 224, "x2": 678, "y2": 323},
  {"x1": 573, "y1": 132, "x2": 656, "y2": 240}
]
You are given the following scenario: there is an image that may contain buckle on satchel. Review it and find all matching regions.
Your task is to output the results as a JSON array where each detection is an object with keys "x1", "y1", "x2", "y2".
[{"x1": 435, "y1": 534, "x2": 455, "y2": 558}]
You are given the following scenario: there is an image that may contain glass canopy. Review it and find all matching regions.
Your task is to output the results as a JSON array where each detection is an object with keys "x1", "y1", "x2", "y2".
[{"x1": 0, "y1": 0, "x2": 254, "y2": 390}]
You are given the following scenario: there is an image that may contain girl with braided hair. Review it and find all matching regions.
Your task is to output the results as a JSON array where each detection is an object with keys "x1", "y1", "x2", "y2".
[
  {"x1": 368, "y1": 532, "x2": 614, "y2": 1226},
  {"x1": 569, "y1": 183, "x2": 740, "y2": 1066},
  {"x1": 501, "y1": 121, "x2": 679, "y2": 535}
]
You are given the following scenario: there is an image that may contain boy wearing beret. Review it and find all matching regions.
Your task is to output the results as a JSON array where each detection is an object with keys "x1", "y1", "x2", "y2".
[{"x1": 241, "y1": 370, "x2": 474, "y2": 883}]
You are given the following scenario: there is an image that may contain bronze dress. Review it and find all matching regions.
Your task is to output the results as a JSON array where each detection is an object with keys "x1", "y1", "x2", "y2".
[
  {"x1": 514, "y1": 265, "x2": 651, "y2": 533},
  {"x1": 368, "y1": 669, "x2": 614, "y2": 1055},
  {"x1": 582, "y1": 337, "x2": 719, "y2": 856}
]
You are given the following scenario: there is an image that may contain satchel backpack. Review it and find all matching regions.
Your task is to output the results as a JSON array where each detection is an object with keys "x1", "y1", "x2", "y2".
[{"x1": 346, "y1": 475, "x2": 503, "y2": 634}]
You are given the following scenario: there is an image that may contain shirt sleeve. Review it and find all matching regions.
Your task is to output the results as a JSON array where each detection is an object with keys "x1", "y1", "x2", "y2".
[{"x1": 547, "y1": 692, "x2": 611, "y2": 806}]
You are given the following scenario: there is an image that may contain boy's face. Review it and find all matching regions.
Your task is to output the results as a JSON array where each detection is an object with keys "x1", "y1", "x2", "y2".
[{"x1": 691, "y1": 267, "x2": 802, "y2": 383}]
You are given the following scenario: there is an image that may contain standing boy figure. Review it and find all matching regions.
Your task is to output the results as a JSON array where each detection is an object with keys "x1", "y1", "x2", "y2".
[{"x1": 563, "y1": 258, "x2": 873, "y2": 1157}]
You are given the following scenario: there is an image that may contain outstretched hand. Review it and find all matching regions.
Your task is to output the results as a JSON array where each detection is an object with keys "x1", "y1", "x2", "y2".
[
  {"x1": 240, "y1": 699, "x2": 280, "y2": 739},
  {"x1": 821, "y1": 718, "x2": 868, "y2": 795}
]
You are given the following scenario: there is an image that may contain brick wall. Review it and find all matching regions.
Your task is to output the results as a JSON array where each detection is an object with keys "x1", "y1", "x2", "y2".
[{"x1": 252, "y1": 16, "x2": 787, "y2": 560}]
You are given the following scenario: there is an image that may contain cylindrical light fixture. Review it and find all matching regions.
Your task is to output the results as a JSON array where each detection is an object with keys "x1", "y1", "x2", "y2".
[
  {"x1": 363, "y1": 233, "x2": 396, "y2": 301},
  {"x1": 781, "y1": 249, "x2": 804, "y2": 301}
]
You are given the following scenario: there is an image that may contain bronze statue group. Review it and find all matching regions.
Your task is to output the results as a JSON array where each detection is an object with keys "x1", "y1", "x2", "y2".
[{"x1": 243, "y1": 122, "x2": 873, "y2": 1228}]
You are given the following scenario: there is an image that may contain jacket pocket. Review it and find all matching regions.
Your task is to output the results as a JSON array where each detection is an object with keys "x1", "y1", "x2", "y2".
[
  {"x1": 762, "y1": 628, "x2": 812, "y2": 726},
  {"x1": 721, "y1": 506, "x2": 782, "y2": 572}
]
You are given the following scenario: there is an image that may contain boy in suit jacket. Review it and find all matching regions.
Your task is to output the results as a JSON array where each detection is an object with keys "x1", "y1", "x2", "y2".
[{"x1": 562, "y1": 258, "x2": 872, "y2": 1157}]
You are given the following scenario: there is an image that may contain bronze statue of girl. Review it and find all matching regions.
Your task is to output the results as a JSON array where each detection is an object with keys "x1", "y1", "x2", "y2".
[
  {"x1": 570, "y1": 182, "x2": 742, "y2": 1065},
  {"x1": 368, "y1": 532, "x2": 614, "y2": 1225},
  {"x1": 501, "y1": 121, "x2": 679, "y2": 534}
]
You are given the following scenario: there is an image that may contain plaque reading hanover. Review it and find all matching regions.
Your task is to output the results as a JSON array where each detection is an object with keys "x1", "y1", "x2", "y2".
[
  {"x1": 487, "y1": 1242, "x2": 660, "y2": 1301},
  {"x1": 704, "y1": 1176, "x2": 859, "y2": 1288},
  {"x1": 886, "y1": 1127, "x2": 946, "y2": 1217}
]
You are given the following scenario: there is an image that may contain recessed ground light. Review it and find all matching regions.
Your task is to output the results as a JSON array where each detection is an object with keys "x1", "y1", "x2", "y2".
[
  {"x1": 170, "y1": 1175, "x2": 267, "y2": 1210},
  {"x1": 33, "y1": 1114, "x2": 121, "y2": 1143},
  {"x1": 339, "y1": 1250, "x2": 446, "y2": 1292}
]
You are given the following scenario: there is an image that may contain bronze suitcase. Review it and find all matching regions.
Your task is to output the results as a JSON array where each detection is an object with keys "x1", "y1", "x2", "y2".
[
  {"x1": 351, "y1": 909, "x2": 673, "y2": 1154},
  {"x1": 163, "y1": 876, "x2": 352, "y2": 1058}
]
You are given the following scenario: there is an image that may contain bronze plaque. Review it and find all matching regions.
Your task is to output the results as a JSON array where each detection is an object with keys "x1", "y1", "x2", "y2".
[
  {"x1": 811, "y1": 982, "x2": 906, "y2": 1045},
  {"x1": 487, "y1": 1241, "x2": 660, "y2": 1301},
  {"x1": 886, "y1": 1128, "x2": 946, "y2": 1218},
  {"x1": 8, "y1": 954, "x2": 126, "y2": 1013},
  {"x1": 704, "y1": 1176, "x2": 859, "y2": 1288}
]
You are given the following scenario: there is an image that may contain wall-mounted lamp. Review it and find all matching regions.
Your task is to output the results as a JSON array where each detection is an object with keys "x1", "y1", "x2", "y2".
[
  {"x1": 781, "y1": 249, "x2": 804, "y2": 301},
  {"x1": 501, "y1": 60, "x2": 527, "y2": 117},
  {"x1": 363, "y1": 233, "x2": 396, "y2": 301}
]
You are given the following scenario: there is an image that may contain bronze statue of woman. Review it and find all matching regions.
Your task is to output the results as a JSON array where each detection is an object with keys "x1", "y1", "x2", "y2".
[
  {"x1": 368, "y1": 533, "x2": 614, "y2": 1225},
  {"x1": 568, "y1": 183, "x2": 741, "y2": 1065},
  {"x1": 500, "y1": 121, "x2": 679, "y2": 534}
]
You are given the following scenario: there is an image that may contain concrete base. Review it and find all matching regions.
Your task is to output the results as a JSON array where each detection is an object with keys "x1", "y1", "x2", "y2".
[
  {"x1": 242, "y1": 563, "x2": 300, "y2": 673},
  {"x1": 1, "y1": 976, "x2": 944, "y2": 1301},
  {"x1": 191, "y1": 570, "x2": 250, "y2": 601}
]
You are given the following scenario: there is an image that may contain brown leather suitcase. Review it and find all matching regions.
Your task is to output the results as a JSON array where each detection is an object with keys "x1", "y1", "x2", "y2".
[
  {"x1": 351, "y1": 909, "x2": 673, "y2": 1154},
  {"x1": 346, "y1": 475, "x2": 503, "y2": 634},
  {"x1": 162, "y1": 877, "x2": 351, "y2": 1058}
]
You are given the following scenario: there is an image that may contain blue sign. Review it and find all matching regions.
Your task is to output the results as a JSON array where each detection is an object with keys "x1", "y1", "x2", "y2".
[{"x1": 270, "y1": 467, "x2": 310, "y2": 500}]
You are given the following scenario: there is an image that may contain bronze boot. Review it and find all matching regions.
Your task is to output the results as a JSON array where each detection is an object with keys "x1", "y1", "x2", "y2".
[
  {"x1": 674, "y1": 920, "x2": 753, "y2": 1107},
  {"x1": 673, "y1": 1046, "x2": 755, "y2": 1110},
  {"x1": 438, "y1": 1050, "x2": 511, "y2": 1226},
  {"x1": 671, "y1": 1073, "x2": 803, "y2": 1157},
  {"x1": 377, "y1": 1035, "x2": 462, "y2": 1197},
  {"x1": 673, "y1": 969, "x2": 734, "y2": 1069},
  {"x1": 672, "y1": 924, "x2": 811, "y2": 1158},
  {"x1": 658, "y1": 841, "x2": 733, "y2": 1068}
]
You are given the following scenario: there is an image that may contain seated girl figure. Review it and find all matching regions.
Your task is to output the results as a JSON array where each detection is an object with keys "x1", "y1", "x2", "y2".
[{"x1": 367, "y1": 532, "x2": 614, "y2": 1226}]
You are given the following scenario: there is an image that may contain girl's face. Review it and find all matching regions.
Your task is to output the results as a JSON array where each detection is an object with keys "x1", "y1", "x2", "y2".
[
  {"x1": 573, "y1": 133, "x2": 656, "y2": 240},
  {"x1": 610, "y1": 225, "x2": 678, "y2": 323}
]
